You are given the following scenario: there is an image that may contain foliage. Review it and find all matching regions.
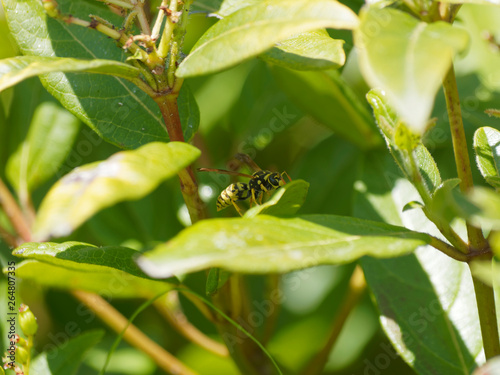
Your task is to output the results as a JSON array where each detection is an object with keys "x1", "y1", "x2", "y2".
[{"x1": 0, "y1": 0, "x2": 500, "y2": 374}]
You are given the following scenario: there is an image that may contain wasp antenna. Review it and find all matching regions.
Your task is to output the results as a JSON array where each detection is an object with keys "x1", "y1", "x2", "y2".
[{"x1": 197, "y1": 167, "x2": 254, "y2": 178}]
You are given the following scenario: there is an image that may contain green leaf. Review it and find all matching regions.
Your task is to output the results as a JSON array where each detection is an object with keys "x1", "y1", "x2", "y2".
[
  {"x1": 215, "y1": 0, "x2": 259, "y2": 17},
  {"x1": 244, "y1": 179, "x2": 309, "y2": 218},
  {"x1": 271, "y1": 67, "x2": 380, "y2": 150},
  {"x1": 31, "y1": 330, "x2": 104, "y2": 375},
  {"x1": 6, "y1": 101, "x2": 80, "y2": 192},
  {"x1": 354, "y1": 8, "x2": 469, "y2": 134},
  {"x1": 366, "y1": 89, "x2": 442, "y2": 193},
  {"x1": 137, "y1": 214, "x2": 430, "y2": 277},
  {"x1": 33, "y1": 142, "x2": 200, "y2": 240},
  {"x1": 13, "y1": 241, "x2": 152, "y2": 279},
  {"x1": 354, "y1": 152, "x2": 482, "y2": 374},
  {"x1": 10, "y1": 241, "x2": 173, "y2": 297},
  {"x1": 260, "y1": 30, "x2": 346, "y2": 71},
  {"x1": 474, "y1": 126, "x2": 500, "y2": 188},
  {"x1": 176, "y1": 0, "x2": 359, "y2": 77},
  {"x1": 0, "y1": 56, "x2": 141, "y2": 92},
  {"x1": 2, "y1": 0, "x2": 197, "y2": 148}
]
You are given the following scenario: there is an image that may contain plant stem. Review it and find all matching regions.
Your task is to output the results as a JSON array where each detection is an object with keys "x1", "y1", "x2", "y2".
[
  {"x1": 71, "y1": 290, "x2": 198, "y2": 375},
  {"x1": 0, "y1": 178, "x2": 31, "y2": 242},
  {"x1": 428, "y1": 235, "x2": 468, "y2": 262},
  {"x1": 154, "y1": 94, "x2": 207, "y2": 223},
  {"x1": 134, "y1": 0, "x2": 151, "y2": 35},
  {"x1": 443, "y1": 66, "x2": 500, "y2": 359},
  {"x1": 469, "y1": 259, "x2": 500, "y2": 359},
  {"x1": 212, "y1": 275, "x2": 278, "y2": 375},
  {"x1": 154, "y1": 292, "x2": 229, "y2": 357},
  {"x1": 442, "y1": 67, "x2": 487, "y2": 251},
  {"x1": 300, "y1": 265, "x2": 366, "y2": 375}
]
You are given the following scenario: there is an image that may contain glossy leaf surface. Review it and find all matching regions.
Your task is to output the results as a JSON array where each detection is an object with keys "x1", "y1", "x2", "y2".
[
  {"x1": 355, "y1": 8, "x2": 469, "y2": 134},
  {"x1": 33, "y1": 142, "x2": 200, "y2": 240},
  {"x1": 260, "y1": 30, "x2": 346, "y2": 71},
  {"x1": 138, "y1": 214, "x2": 429, "y2": 278},
  {"x1": 176, "y1": 0, "x2": 359, "y2": 77},
  {"x1": 244, "y1": 180, "x2": 309, "y2": 218},
  {"x1": 0, "y1": 56, "x2": 140, "y2": 92},
  {"x1": 6, "y1": 101, "x2": 80, "y2": 192},
  {"x1": 12, "y1": 241, "x2": 173, "y2": 297}
]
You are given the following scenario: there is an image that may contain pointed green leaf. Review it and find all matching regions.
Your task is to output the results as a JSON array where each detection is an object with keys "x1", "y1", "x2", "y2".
[
  {"x1": 355, "y1": 8, "x2": 469, "y2": 134},
  {"x1": 213, "y1": 1, "x2": 345, "y2": 70},
  {"x1": 176, "y1": 0, "x2": 359, "y2": 77},
  {"x1": 0, "y1": 56, "x2": 141, "y2": 92},
  {"x1": 366, "y1": 89, "x2": 442, "y2": 193},
  {"x1": 271, "y1": 67, "x2": 380, "y2": 149},
  {"x1": 137, "y1": 214, "x2": 430, "y2": 278},
  {"x1": 260, "y1": 30, "x2": 346, "y2": 71},
  {"x1": 6, "y1": 101, "x2": 80, "y2": 192},
  {"x1": 31, "y1": 330, "x2": 104, "y2": 375},
  {"x1": 474, "y1": 126, "x2": 500, "y2": 188},
  {"x1": 2, "y1": 0, "x2": 197, "y2": 148},
  {"x1": 13, "y1": 241, "x2": 153, "y2": 279},
  {"x1": 244, "y1": 180, "x2": 309, "y2": 218},
  {"x1": 355, "y1": 152, "x2": 483, "y2": 374},
  {"x1": 10, "y1": 241, "x2": 174, "y2": 297},
  {"x1": 33, "y1": 142, "x2": 200, "y2": 240}
]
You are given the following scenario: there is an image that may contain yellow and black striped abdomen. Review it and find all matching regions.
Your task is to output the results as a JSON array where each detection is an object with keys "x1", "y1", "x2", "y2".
[{"x1": 216, "y1": 182, "x2": 250, "y2": 211}]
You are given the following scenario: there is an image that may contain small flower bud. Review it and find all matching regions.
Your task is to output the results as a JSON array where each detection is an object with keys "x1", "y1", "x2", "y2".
[
  {"x1": 19, "y1": 304, "x2": 38, "y2": 336},
  {"x1": 15, "y1": 346, "x2": 28, "y2": 365},
  {"x1": 42, "y1": 0, "x2": 60, "y2": 18}
]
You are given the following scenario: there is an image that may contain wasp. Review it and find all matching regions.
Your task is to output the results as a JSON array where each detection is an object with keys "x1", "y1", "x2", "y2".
[{"x1": 198, "y1": 154, "x2": 291, "y2": 216}]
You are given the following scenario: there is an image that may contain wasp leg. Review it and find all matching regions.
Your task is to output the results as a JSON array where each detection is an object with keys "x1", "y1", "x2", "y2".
[{"x1": 232, "y1": 201, "x2": 245, "y2": 216}]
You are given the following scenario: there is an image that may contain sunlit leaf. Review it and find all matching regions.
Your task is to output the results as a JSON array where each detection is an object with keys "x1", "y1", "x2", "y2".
[
  {"x1": 33, "y1": 142, "x2": 200, "y2": 240},
  {"x1": 474, "y1": 126, "x2": 500, "y2": 188},
  {"x1": 260, "y1": 30, "x2": 346, "y2": 71},
  {"x1": 355, "y1": 8, "x2": 469, "y2": 134},
  {"x1": 6, "y1": 101, "x2": 80, "y2": 193},
  {"x1": 10, "y1": 241, "x2": 173, "y2": 297},
  {"x1": 244, "y1": 180, "x2": 309, "y2": 218},
  {"x1": 177, "y1": 0, "x2": 359, "y2": 77},
  {"x1": 0, "y1": 56, "x2": 140, "y2": 92},
  {"x1": 138, "y1": 214, "x2": 430, "y2": 278},
  {"x1": 472, "y1": 356, "x2": 500, "y2": 375}
]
